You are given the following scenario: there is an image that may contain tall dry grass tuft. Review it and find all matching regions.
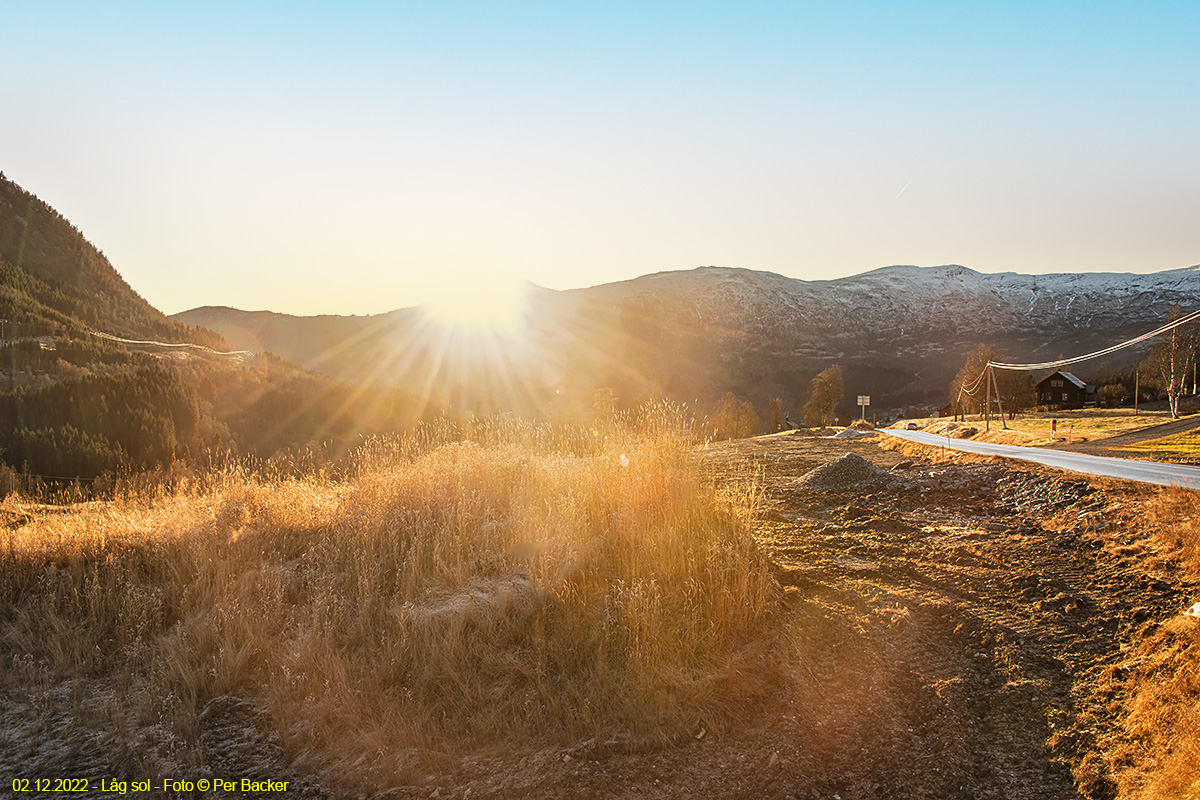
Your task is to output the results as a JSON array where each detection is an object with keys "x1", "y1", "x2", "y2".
[
  {"x1": 1112, "y1": 617, "x2": 1200, "y2": 800},
  {"x1": 0, "y1": 413, "x2": 786, "y2": 785},
  {"x1": 1144, "y1": 485, "x2": 1200, "y2": 575},
  {"x1": 1104, "y1": 486, "x2": 1200, "y2": 800}
]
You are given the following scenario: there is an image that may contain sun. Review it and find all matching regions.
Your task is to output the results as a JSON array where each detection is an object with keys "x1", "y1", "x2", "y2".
[{"x1": 421, "y1": 278, "x2": 530, "y2": 334}]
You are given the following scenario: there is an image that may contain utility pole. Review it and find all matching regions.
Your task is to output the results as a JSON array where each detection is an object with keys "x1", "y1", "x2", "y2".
[
  {"x1": 990, "y1": 366, "x2": 1008, "y2": 429},
  {"x1": 985, "y1": 367, "x2": 991, "y2": 432},
  {"x1": 1135, "y1": 368, "x2": 1139, "y2": 416}
]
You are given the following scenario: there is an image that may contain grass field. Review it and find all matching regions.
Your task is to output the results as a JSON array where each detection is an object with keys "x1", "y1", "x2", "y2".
[
  {"x1": 1118, "y1": 429, "x2": 1200, "y2": 458},
  {"x1": 4, "y1": 412, "x2": 1199, "y2": 797},
  {"x1": 919, "y1": 407, "x2": 1177, "y2": 446},
  {"x1": 0, "y1": 413, "x2": 791, "y2": 789},
  {"x1": 1113, "y1": 487, "x2": 1200, "y2": 800},
  {"x1": 1005, "y1": 408, "x2": 1173, "y2": 442}
]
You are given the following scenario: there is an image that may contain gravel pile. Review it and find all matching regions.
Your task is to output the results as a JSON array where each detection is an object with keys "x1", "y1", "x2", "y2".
[{"x1": 794, "y1": 453, "x2": 910, "y2": 492}]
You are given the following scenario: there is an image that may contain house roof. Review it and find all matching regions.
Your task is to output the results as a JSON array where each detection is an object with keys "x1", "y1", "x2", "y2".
[
  {"x1": 1038, "y1": 369, "x2": 1088, "y2": 390},
  {"x1": 1060, "y1": 371, "x2": 1087, "y2": 389}
]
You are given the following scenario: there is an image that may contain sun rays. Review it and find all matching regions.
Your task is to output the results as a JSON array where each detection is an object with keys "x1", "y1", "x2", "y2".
[{"x1": 243, "y1": 277, "x2": 684, "y2": 449}]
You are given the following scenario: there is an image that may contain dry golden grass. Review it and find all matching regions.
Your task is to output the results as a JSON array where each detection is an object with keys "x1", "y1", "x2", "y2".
[
  {"x1": 1120, "y1": 429, "x2": 1200, "y2": 459},
  {"x1": 876, "y1": 434, "x2": 999, "y2": 466},
  {"x1": 1144, "y1": 486, "x2": 1200, "y2": 575},
  {"x1": 0, "y1": 413, "x2": 787, "y2": 786},
  {"x1": 1105, "y1": 487, "x2": 1200, "y2": 800},
  {"x1": 877, "y1": 436, "x2": 948, "y2": 462},
  {"x1": 908, "y1": 408, "x2": 1178, "y2": 447},
  {"x1": 1112, "y1": 617, "x2": 1200, "y2": 800},
  {"x1": 998, "y1": 408, "x2": 1174, "y2": 443}
]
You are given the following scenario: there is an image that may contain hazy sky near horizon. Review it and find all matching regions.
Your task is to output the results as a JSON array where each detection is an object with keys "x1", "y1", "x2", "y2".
[{"x1": 4, "y1": 1, "x2": 1198, "y2": 316}]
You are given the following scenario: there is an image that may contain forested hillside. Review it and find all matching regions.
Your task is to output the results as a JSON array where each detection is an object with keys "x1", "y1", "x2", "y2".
[
  {"x1": 0, "y1": 174, "x2": 440, "y2": 489},
  {"x1": 0, "y1": 172, "x2": 225, "y2": 346}
]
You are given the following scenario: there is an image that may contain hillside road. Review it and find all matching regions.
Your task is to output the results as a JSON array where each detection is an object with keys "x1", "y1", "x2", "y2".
[{"x1": 883, "y1": 428, "x2": 1200, "y2": 488}]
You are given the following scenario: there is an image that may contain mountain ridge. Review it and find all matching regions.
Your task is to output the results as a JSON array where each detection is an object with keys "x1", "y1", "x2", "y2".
[
  {"x1": 175, "y1": 262, "x2": 1200, "y2": 418},
  {"x1": 0, "y1": 172, "x2": 226, "y2": 347}
]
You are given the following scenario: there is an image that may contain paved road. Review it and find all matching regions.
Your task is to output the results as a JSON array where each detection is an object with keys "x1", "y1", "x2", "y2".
[{"x1": 882, "y1": 429, "x2": 1200, "y2": 489}]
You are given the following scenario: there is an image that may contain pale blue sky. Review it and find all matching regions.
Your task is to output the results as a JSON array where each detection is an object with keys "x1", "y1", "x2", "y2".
[{"x1": 4, "y1": 1, "x2": 1198, "y2": 315}]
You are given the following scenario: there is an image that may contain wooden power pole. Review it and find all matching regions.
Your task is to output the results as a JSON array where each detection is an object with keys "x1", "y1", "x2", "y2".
[
  {"x1": 984, "y1": 364, "x2": 1008, "y2": 431},
  {"x1": 991, "y1": 366, "x2": 1008, "y2": 429},
  {"x1": 985, "y1": 366, "x2": 992, "y2": 431}
]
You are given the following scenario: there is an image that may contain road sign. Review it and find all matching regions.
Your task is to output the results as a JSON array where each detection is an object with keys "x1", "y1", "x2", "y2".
[{"x1": 857, "y1": 395, "x2": 870, "y2": 422}]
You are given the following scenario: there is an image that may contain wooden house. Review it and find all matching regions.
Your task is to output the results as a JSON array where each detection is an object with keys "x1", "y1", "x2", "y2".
[{"x1": 1037, "y1": 370, "x2": 1095, "y2": 410}]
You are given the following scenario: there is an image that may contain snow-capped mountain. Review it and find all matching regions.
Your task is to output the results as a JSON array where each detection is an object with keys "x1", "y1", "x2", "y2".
[{"x1": 602, "y1": 263, "x2": 1200, "y2": 359}]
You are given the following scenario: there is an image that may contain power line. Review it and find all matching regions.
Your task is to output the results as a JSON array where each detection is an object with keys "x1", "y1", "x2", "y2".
[
  {"x1": 954, "y1": 364, "x2": 988, "y2": 414},
  {"x1": 959, "y1": 365, "x2": 989, "y2": 396},
  {"x1": 988, "y1": 307, "x2": 1200, "y2": 372}
]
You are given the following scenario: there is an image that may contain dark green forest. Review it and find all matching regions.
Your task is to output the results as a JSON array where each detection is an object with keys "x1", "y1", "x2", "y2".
[
  {"x1": 0, "y1": 349, "x2": 438, "y2": 483},
  {"x1": 2, "y1": 363, "x2": 198, "y2": 477}
]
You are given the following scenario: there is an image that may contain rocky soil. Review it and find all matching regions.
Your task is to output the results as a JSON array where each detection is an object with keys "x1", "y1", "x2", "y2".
[{"x1": 693, "y1": 430, "x2": 1197, "y2": 800}]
